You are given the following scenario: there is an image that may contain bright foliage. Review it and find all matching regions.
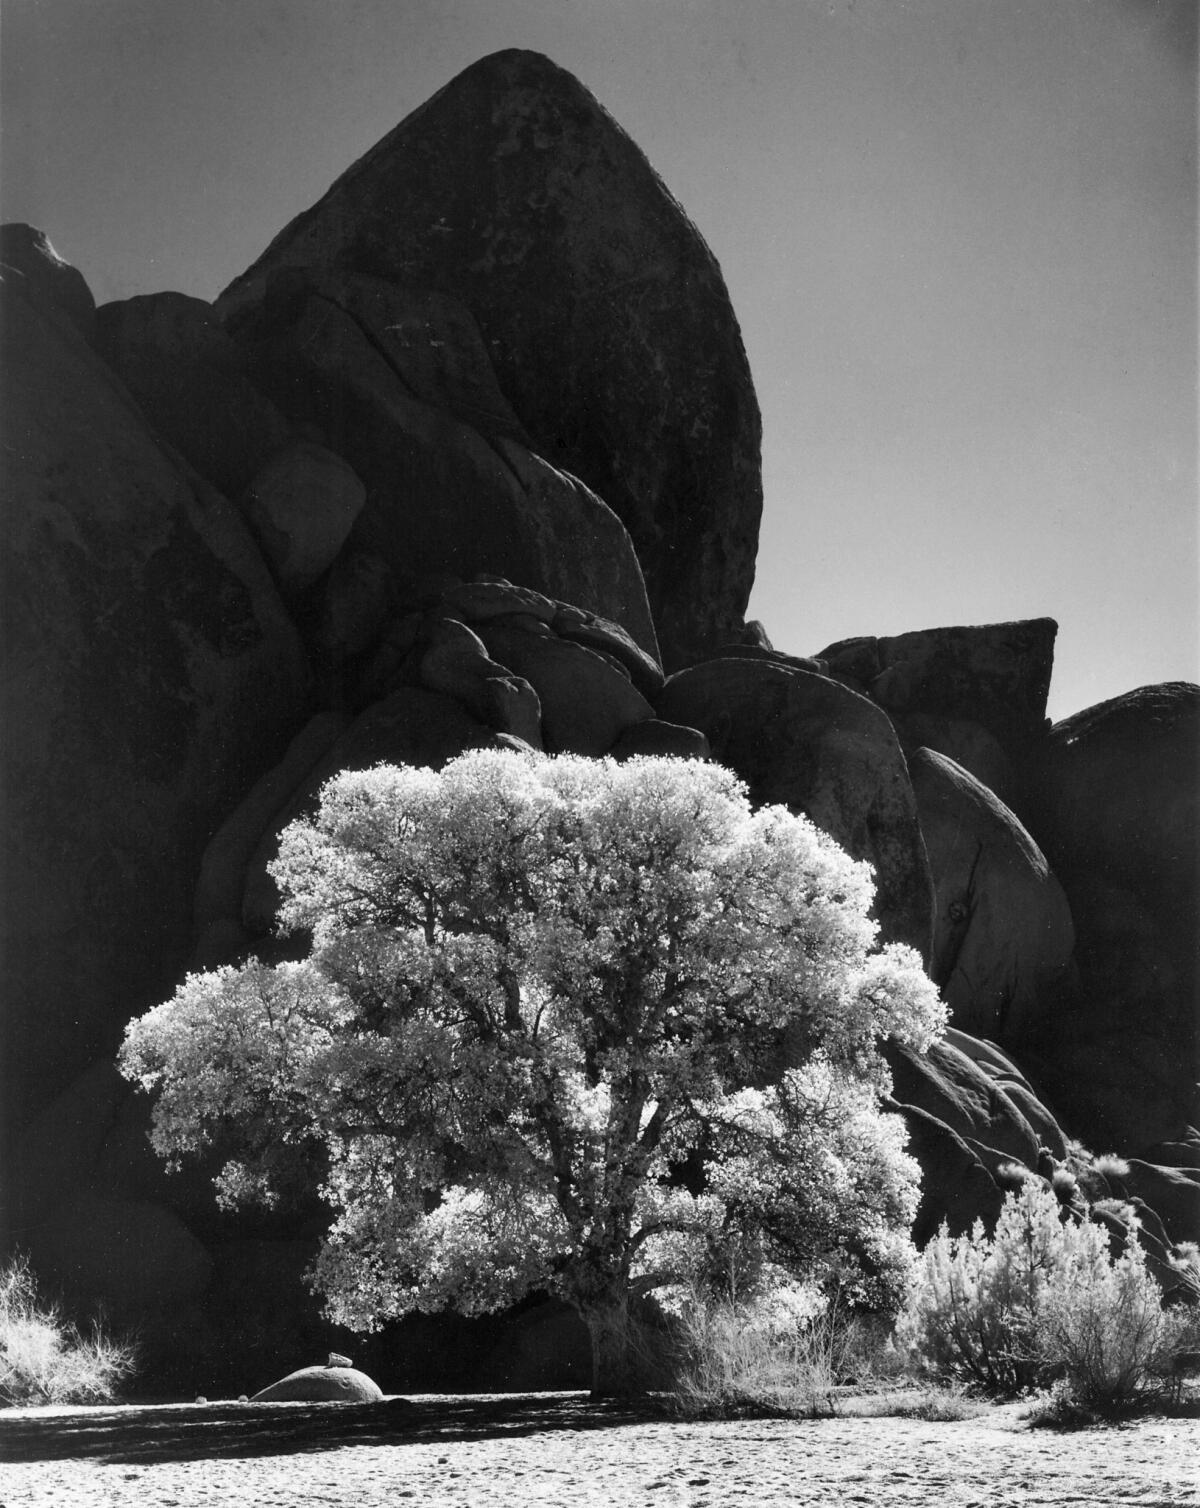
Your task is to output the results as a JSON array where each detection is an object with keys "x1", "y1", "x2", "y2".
[
  {"x1": 901, "y1": 1178, "x2": 1178, "y2": 1406},
  {"x1": 121, "y1": 752, "x2": 944, "y2": 1388}
]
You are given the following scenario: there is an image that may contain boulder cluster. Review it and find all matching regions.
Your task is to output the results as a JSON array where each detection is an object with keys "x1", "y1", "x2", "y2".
[{"x1": 1, "y1": 50, "x2": 1195, "y2": 1387}]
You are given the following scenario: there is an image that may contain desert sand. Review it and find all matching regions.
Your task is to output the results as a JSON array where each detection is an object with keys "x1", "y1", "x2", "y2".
[{"x1": 2, "y1": 1392, "x2": 1197, "y2": 1507}]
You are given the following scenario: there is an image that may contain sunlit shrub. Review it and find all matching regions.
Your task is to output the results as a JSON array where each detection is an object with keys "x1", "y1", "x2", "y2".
[
  {"x1": 0, "y1": 1255, "x2": 135, "y2": 1407},
  {"x1": 899, "y1": 1180, "x2": 1180, "y2": 1411}
]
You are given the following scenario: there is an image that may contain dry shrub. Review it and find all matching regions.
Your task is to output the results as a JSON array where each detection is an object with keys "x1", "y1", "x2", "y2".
[
  {"x1": 0, "y1": 1254, "x2": 135, "y2": 1406},
  {"x1": 900, "y1": 1181, "x2": 1194, "y2": 1415},
  {"x1": 669, "y1": 1286, "x2": 852, "y2": 1418}
]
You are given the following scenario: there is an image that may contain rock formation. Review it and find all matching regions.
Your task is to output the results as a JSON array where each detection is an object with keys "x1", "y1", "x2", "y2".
[
  {"x1": 214, "y1": 49, "x2": 762, "y2": 670},
  {"x1": 1019, "y1": 684, "x2": 1200, "y2": 1152},
  {"x1": 656, "y1": 658, "x2": 935, "y2": 959},
  {"x1": 1, "y1": 50, "x2": 1196, "y2": 1394},
  {"x1": 0, "y1": 271, "x2": 310, "y2": 1136}
]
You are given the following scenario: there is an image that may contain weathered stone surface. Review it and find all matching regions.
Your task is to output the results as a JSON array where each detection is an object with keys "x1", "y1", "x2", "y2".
[
  {"x1": 229, "y1": 283, "x2": 657, "y2": 652},
  {"x1": 13, "y1": 1058, "x2": 222, "y2": 1241},
  {"x1": 819, "y1": 619, "x2": 1058, "y2": 753},
  {"x1": 0, "y1": 283, "x2": 310, "y2": 1129},
  {"x1": 908, "y1": 749, "x2": 1074, "y2": 1043},
  {"x1": 656, "y1": 659, "x2": 934, "y2": 958},
  {"x1": 886, "y1": 1100, "x2": 1004, "y2": 1245},
  {"x1": 94, "y1": 291, "x2": 292, "y2": 499},
  {"x1": 713, "y1": 643, "x2": 830, "y2": 679},
  {"x1": 1021, "y1": 684, "x2": 1200, "y2": 1152},
  {"x1": 478, "y1": 624, "x2": 654, "y2": 755},
  {"x1": 810, "y1": 635, "x2": 877, "y2": 688},
  {"x1": 417, "y1": 617, "x2": 543, "y2": 747},
  {"x1": 894, "y1": 713, "x2": 1014, "y2": 805},
  {"x1": 1027, "y1": 1031, "x2": 1193, "y2": 1156},
  {"x1": 311, "y1": 550, "x2": 398, "y2": 698},
  {"x1": 609, "y1": 719, "x2": 711, "y2": 762},
  {"x1": 440, "y1": 578, "x2": 557, "y2": 626},
  {"x1": 737, "y1": 620, "x2": 774, "y2": 651},
  {"x1": 216, "y1": 49, "x2": 761, "y2": 669},
  {"x1": 941, "y1": 1028, "x2": 1068, "y2": 1160},
  {"x1": 192, "y1": 711, "x2": 352, "y2": 951},
  {"x1": 28, "y1": 1194, "x2": 213, "y2": 1316},
  {"x1": 12, "y1": 1060, "x2": 125, "y2": 1229},
  {"x1": 552, "y1": 603, "x2": 665, "y2": 699},
  {"x1": 243, "y1": 439, "x2": 366, "y2": 596},
  {"x1": 290, "y1": 272, "x2": 530, "y2": 443},
  {"x1": 242, "y1": 689, "x2": 507, "y2": 932},
  {"x1": 0, "y1": 223, "x2": 96, "y2": 339},
  {"x1": 1141, "y1": 1129, "x2": 1200, "y2": 1172},
  {"x1": 487, "y1": 441, "x2": 659, "y2": 661},
  {"x1": 251, "y1": 1364, "x2": 384, "y2": 1403},
  {"x1": 884, "y1": 1036, "x2": 1043, "y2": 1175},
  {"x1": 1121, "y1": 1160, "x2": 1200, "y2": 1247}
]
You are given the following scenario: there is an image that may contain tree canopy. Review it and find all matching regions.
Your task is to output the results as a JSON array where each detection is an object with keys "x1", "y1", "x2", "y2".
[{"x1": 121, "y1": 751, "x2": 944, "y2": 1392}]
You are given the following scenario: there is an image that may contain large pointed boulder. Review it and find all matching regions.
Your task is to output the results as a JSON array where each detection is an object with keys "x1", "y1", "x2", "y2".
[{"x1": 215, "y1": 49, "x2": 761, "y2": 669}]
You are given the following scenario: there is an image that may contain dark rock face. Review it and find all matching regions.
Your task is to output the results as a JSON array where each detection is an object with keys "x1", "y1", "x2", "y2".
[
  {"x1": 477, "y1": 623, "x2": 654, "y2": 755},
  {"x1": 228, "y1": 275, "x2": 658, "y2": 657},
  {"x1": 191, "y1": 711, "x2": 353, "y2": 966},
  {"x1": 883, "y1": 1029, "x2": 1072, "y2": 1246},
  {"x1": 886, "y1": 1036, "x2": 1044, "y2": 1174},
  {"x1": 241, "y1": 689, "x2": 513, "y2": 934},
  {"x1": 942, "y1": 1029, "x2": 1067, "y2": 1161},
  {"x1": 417, "y1": 617, "x2": 544, "y2": 748},
  {"x1": 0, "y1": 280, "x2": 311, "y2": 1132},
  {"x1": 609, "y1": 718, "x2": 711, "y2": 762},
  {"x1": 819, "y1": 619, "x2": 1058, "y2": 755},
  {"x1": 1120, "y1": 1160, "x2": 1200, "y2": 1250},
  {"x1": 1021, "y1": 684, "x2": 1200, "y2": 1151},
  {"x1": 907, "y1": 748, "x2": 1074, "y2": 1043},
  {"x1": 0, "y1": 223, "x2": 96, "y2": 339},
  {"x1": 656, "y1": 659, "x2": 934, "y2": 959},
  {"x1": 215, "y1": 49, "x2": 761, "y2": 669},
  {"x1": 28, "y1": 1192, "x2": 213, "y2": 1317},
  {"x1": 241, "y1": 439, "x2": 366, "y2": 597},
  {"x1": 893, "y1": 713, "x2": 1014, "y2": 806},
  {"x1": 93, "y1": 292, "x2": 292, "y2": 499}
]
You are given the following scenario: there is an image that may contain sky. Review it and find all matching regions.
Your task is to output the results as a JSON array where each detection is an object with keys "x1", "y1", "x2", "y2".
[{"x1": 2, "y1": 0, "x2": 1196, "y2": 722}]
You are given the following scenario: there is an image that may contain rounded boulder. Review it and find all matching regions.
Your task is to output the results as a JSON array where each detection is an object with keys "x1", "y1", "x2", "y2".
[{"x1": 251, "y1": 1364, "x2": 384, "y2": 1403}]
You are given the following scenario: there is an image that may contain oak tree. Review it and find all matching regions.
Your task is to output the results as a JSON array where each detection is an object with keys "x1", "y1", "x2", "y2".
[{"x1": 121, "y1": 751, "x2": 944, "y2": 1393}]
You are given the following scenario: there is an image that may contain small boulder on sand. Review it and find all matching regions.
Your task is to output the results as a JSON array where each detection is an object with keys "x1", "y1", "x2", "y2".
[{"x1": 251, "y1": 1364, "x2": 383, "y2": 1403}]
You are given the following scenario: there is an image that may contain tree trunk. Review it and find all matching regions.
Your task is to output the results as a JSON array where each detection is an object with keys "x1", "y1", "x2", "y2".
[{"x1": 585, "y1": 1289, "x2": 644, "y2": 1398}]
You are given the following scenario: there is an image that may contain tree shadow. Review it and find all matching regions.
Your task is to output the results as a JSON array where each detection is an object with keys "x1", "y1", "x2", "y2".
[{"x1": 0, "y1": 1392, "x2": 673, "y2": 1465}]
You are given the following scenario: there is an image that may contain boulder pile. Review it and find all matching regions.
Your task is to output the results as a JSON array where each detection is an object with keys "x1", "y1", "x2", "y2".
[{"x1": 2, "y1": 50, "x2": 1195, "y2": 1386}]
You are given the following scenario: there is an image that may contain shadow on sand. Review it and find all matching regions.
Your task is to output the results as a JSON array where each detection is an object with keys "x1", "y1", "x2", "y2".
[{"x1": 0, "y1": 1392, "x2": 672, "y2": 1466}]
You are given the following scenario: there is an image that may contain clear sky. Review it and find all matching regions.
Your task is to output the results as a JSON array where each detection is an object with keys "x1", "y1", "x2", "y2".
[{"x1": 3, "y1": 0, "x2": 1195, "y2": 721}]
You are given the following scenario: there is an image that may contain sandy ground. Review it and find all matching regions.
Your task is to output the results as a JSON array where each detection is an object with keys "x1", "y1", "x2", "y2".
[{"x1": 1, "y1": 1392, "x2": 1197, "y2": 1507}]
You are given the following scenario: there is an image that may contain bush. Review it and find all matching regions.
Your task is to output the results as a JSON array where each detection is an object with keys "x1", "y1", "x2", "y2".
[
  {"x1": 669, "y1": 1282, "x2": 852, "y2": 1417},
  {"x1": 1044, "y1": 1237, "x2": 1163, "y2": 1412},
  {"x1": 900, "y1": 1181, "x2": 1183, "y2": 1413},
  {"x1": 0, "y1": 1255, "x2": 135, "y2": 1406}
]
